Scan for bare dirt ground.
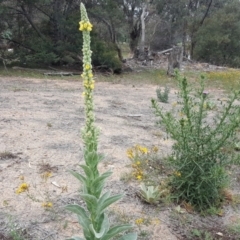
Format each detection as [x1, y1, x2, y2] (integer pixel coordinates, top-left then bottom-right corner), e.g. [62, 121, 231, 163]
[0, 76, 239, 240]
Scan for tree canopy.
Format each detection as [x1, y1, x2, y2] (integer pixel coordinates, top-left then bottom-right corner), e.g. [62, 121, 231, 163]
[0, 0, 240, 70]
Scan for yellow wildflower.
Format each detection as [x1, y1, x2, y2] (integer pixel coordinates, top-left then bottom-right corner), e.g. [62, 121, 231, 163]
[88, 72, 93, 78]
[42, 202, 53, 208]
[79, 21, 93, 32]
[174, 171, 181, 177]
[127, 149, 134, 159]
[136, 175, 142, 180]
[85, 64, 91, 70]
[90, 83, 94, 90]
[136, 161, 141, 165]
[139, 146, 148, 154]
[16, 183, 29, 194]
[135, 218, 144, 225]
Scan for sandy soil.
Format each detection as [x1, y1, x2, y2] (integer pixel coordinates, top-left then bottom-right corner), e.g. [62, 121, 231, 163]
[0, 76, 239, 240]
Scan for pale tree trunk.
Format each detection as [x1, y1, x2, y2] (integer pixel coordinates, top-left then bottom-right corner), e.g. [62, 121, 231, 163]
[137, 2, 148, 61]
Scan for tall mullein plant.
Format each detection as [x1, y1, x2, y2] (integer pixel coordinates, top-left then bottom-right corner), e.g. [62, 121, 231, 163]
[66, 4, 137, 240]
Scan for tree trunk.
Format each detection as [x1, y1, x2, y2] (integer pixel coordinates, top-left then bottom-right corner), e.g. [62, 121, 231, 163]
[167, 46, 183, 76]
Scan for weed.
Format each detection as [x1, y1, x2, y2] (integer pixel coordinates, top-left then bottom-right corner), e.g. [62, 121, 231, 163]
[137, 183, 166, 205]
[156, 85, 170, 103]
[152, 72, 240, 211]
[65, 4, 137, 240]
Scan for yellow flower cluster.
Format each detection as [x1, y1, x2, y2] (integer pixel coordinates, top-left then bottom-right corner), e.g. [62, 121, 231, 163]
[16, 183, 29, 194]
[132, 163, 144, 181]
[42, 202, 53, 208]
[79, 21, 93, 32]
[135, 218, 144, 225]
[126, 145, 149, 160]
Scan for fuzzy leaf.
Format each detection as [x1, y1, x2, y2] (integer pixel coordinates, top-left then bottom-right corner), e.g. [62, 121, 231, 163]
[65, 204, 90, 232]
[89, 213, 110, 239]
[80, 164, 94, 180]
[97, 194, 123, 215]
[80, 194, 98, 212]
[117, 233, 138, 240]
[101, 224, 133, 240]
[91, 171, 112, 196]
[69, 170, 87, 184]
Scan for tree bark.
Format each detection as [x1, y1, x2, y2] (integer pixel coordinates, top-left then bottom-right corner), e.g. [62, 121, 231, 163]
[167, 46, 183, 76]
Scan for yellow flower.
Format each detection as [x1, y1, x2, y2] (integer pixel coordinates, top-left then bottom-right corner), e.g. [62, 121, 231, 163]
[85, 64, 91, 70]
[16, 183, 29, 194]
[88, 72, 93, 78]
[174, 171, 181, 177]
[139, 146, 148, 154]
[79, 21, 93, 32]
[90, 83, 94, 90]
[127, 149, 134, 159]
[135, 218, 144, 225]
[136, 161, 141, 165]
[42, 202, 53, 208]
[136, 175, 142, 180]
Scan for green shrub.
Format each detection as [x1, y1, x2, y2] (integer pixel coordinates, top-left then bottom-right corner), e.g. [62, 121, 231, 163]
[152, 72, 240, 211]
[156, 86, 170, 103]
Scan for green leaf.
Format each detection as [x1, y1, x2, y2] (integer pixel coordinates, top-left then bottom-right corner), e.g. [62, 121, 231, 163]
[97, 194, 123, 215]
[88, 214, 109, 239]
[69, 170, 87, 184]
[101, 224, 133, 240]
[91, 171, 112, 196]
[80, 164, 94, 180]
[80, 194, 98, 211]
[65, 204, 90, 232]
[97, 192, 111, 210]
[117, 233, 138, 240]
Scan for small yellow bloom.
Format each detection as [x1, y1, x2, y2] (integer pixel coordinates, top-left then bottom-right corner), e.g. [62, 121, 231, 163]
[136, 175, 142, 180]
[42, 202, 53, 208]
[127, 149, 134, 159]
[135, 218, 144, 225]
[88, 73, 93, 78]
[85, 64, 91, 70]
[136, 161, 141, 165]
[174, 171, 181, 177]
[90, 83, 94, 90]
[16, 183, 29, 194]
[79, 21, 93, 32]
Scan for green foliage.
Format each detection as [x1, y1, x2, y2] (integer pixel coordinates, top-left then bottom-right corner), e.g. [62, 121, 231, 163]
[156, 86, 170, 103]
[138, 183, 164, 205]
[91, 39, 122, 72]
[152, 72, 240, 211]
[194, 1, 240, 67]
